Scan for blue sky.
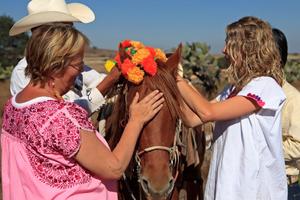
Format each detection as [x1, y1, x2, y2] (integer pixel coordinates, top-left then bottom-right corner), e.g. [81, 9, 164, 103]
[1, 0, 300, 54]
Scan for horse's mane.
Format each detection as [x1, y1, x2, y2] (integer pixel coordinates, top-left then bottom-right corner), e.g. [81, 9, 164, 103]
[105, 59, 183, 149]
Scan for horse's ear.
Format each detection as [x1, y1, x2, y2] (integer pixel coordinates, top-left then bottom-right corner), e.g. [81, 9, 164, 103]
[165, 43, 182, 71]
[118, 43, 130, 62]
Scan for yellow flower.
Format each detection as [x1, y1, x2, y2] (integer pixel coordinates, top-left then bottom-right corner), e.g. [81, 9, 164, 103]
[130, 41, 144, 49]
[105, 60, 116, 72]
[132, 48, 150, 64]
[155, 48, 167, 62]
[127, 66, 145, 84]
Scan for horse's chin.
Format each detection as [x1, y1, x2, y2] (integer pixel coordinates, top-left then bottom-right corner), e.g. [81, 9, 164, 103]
[146, 191, 172, 200]
[146, 196, 167, 200]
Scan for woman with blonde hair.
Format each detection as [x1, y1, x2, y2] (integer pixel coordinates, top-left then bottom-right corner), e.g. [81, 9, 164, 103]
[1, 24, 164, 199]
[178, 16, 287, 199]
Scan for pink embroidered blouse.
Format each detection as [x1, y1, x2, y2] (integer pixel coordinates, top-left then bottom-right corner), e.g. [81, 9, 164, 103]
[1, 96, 117, 200]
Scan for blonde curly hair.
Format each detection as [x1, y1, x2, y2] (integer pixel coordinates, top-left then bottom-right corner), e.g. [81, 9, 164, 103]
[224, 16, 283, 91]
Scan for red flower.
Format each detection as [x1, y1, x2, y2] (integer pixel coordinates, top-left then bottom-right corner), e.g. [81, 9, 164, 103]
[121, 40, 131, 48]
[120, 58, 135, 75]
[114, 54, 122, 67]
[142, 56, 157, 76]
[146, 47, 156, 57]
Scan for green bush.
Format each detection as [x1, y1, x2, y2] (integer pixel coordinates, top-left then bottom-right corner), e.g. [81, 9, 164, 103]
[181, 42, 223, 98]
[285, 59, 300, 83]
[0, 15, 28, 76]
[0, 63, 13, 80]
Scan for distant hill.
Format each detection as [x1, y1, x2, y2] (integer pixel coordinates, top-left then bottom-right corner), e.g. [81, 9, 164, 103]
[84, 47, 116, 73]
[85, 47, 116, 57]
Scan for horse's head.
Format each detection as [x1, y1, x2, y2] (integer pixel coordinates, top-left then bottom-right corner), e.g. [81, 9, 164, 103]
[106, 41, 183, 199]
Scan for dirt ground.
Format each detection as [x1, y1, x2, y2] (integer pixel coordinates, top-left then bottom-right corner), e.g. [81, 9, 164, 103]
[0, 79, 11, 127]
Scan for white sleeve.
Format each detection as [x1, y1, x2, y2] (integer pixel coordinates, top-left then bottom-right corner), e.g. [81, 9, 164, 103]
[10, 58, 30, 95]
[72, 87, 105, 115]
[71, 66, 107, 115]
[81, 67, 106, 88]
[237, 76, 286, 110]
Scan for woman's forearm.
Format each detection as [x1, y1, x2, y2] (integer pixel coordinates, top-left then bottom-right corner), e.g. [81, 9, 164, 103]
[111, 120, 143, 176]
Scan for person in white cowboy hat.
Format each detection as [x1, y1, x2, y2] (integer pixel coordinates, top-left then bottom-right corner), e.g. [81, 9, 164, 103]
[10, 0, 119, 117]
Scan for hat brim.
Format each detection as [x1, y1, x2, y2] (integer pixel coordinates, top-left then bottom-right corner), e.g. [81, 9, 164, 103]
[9, 3, 95, 36]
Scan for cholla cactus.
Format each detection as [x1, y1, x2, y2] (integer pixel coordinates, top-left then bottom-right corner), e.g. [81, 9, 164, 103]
[181, 42, 222, 98]
[285, 58, 300, 83]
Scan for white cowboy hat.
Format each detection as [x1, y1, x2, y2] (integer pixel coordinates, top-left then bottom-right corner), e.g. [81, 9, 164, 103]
[9, 0, 95, 36]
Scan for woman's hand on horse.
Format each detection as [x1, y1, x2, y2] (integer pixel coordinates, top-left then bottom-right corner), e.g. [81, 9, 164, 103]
[129, 90, 164, 126]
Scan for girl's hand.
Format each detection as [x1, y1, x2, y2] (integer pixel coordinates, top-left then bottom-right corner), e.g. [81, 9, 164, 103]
[129, 90, 164, 126]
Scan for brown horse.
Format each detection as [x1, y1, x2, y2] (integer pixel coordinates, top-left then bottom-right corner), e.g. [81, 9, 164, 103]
[105, 44, 205, 200]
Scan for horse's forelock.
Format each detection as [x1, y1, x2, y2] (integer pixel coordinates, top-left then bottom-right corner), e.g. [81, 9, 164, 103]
[106, 52, 184, 148]
[144, 62, 183, 121]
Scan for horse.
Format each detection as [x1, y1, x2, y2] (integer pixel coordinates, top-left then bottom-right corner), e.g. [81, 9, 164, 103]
[105, 43, 206, 200]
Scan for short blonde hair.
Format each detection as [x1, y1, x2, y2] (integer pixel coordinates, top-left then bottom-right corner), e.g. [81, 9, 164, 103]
[224, 16, 283, 90]
[25, 24, 89, 86]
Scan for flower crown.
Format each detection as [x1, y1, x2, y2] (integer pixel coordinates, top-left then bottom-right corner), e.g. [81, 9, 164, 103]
[105, 40, 167, 84]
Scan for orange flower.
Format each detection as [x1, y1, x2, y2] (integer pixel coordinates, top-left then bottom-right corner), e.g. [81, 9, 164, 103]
[155, 48, 167, 62]
[127, 66, 145, 84]
[130, 41, 144, 49]
[142, 55, 157, 76]
[132, 48, 150, 64]
[120, 58, 135, 75]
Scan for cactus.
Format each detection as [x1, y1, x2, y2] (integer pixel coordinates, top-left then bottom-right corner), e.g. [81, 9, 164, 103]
[181, 42, 222, 98]
[285, 58, 300, 83]
[0, 64, 13, 80]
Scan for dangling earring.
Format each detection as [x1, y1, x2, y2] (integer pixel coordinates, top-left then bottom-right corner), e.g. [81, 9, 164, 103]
[51, 81, 63, 100]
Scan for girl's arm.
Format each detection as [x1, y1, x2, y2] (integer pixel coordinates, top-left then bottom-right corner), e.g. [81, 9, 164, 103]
[177, 77, 260, 123]
[178, 79, 203, 127]
[180, 100, 203, 127]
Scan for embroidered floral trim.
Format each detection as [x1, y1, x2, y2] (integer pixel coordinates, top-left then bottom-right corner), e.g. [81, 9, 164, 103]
[27, 151, 91, 189]
[246, 93, 265, 107]
[2, 99, 95, 189]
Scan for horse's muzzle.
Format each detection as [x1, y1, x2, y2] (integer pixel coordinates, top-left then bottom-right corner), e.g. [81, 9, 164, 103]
[140, 176, 175, 200]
